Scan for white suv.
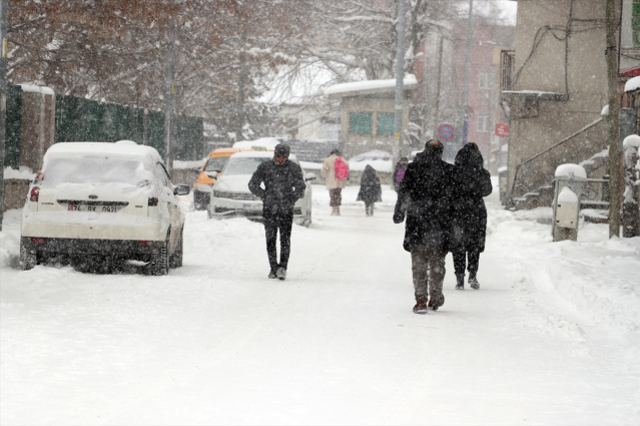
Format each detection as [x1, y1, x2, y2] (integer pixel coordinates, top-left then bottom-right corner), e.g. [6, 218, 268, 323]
[208, 151, 315, 226]
[20, 141, 190, 275]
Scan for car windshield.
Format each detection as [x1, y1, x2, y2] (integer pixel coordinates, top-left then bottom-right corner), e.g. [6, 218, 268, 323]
[39, 156, 151, 187]
[223, 157, 271, 176]
[204, 156, 229, 173]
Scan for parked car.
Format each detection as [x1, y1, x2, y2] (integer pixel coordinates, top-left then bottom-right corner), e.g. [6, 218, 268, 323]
[208, 151, 315, 226]
[193, 147, 249, 210]
[20, 141, 190, 275]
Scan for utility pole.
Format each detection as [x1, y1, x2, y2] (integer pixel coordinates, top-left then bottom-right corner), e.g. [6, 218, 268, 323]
[164, 0, 175, 175]
[433, 36, 444, 135]
[235, 29, 247, 143]
[393, 0, 406, 157]
[0, 0, 7, 231]
[606, 0, 621, 238]
[458, 0, 474, 154]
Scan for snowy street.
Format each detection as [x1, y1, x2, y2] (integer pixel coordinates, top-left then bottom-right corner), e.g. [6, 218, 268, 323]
[1, 183, 639, 425]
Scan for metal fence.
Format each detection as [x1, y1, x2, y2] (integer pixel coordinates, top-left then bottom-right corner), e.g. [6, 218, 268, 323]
[3, 86, 204, 169]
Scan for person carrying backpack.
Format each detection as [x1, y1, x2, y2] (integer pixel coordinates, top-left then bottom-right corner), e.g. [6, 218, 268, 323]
[321, 148, 349, 215]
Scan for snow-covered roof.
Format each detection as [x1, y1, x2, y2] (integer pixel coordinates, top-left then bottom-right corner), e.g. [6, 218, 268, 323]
[554, 163, 587, 179]
[233, 137, 281, 151]
[624, 76, 640, 92]
[324, 75, 417, 97]
[19, 84, 55, 96]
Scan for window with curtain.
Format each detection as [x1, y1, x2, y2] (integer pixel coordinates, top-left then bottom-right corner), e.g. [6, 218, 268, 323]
[349, 112, 372, 135]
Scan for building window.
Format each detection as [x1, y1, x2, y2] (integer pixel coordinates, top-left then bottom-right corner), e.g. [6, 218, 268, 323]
[477, 115, 492, 133]
[479, 70, 493, 89]
[377, 113, 394, 136]
[349, 112, 372, 135]
[633, 0, 640, 45]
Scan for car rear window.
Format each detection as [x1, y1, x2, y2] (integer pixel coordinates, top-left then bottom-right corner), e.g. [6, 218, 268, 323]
[39, 156, 152, 187]
[204, 157, 229, 173]
[223, 157, 270, 175]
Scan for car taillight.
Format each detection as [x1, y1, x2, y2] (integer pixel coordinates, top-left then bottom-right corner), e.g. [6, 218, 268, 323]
[31, 238, 44, 243]
[148, 197, 158, 206]
[139, 241, 152, 245]
[34, 171, 44, 183]
[30, 187, 40, 202]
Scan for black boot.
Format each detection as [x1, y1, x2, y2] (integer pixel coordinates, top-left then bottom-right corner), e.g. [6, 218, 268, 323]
[455, 274, 464, 290]
[469, 274, 480, 290]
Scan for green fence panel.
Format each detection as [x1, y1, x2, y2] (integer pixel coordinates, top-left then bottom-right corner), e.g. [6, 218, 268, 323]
[128, 107, 144, 143]
[174, 115, 203, 161]
[146, 110, 165, 158]
[106, 103, 130, 141]
[55, 95, 82, 142]
[5, 84, 23, 169]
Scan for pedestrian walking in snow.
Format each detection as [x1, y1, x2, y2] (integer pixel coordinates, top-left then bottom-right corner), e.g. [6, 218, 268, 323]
[393, 139, 454, 314]
[450, 142, 492, 290]
[392, 156, 409, 192]
[357, 164, 382, 216]
[248, 143, 306, 281]
[321, 149, 348, 215]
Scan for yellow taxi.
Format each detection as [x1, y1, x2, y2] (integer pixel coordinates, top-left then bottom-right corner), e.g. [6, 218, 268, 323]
[193, 148, 248, 210]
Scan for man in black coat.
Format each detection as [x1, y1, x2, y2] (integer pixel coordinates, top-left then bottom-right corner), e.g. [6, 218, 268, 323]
[393, 139, 454, 314]
[450, 142, 492, 290]
[248, 144, 306, 280]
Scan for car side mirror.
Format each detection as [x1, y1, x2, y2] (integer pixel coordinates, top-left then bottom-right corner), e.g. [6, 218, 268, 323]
[304, 173, 317, 182]
[174, 184, 191, 196]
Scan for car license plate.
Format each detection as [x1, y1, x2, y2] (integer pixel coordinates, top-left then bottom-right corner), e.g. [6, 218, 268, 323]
[68, 204, 121, 212]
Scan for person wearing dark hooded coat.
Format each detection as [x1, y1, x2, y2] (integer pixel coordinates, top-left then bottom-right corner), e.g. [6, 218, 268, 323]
[450, 142, 492, 290]
[356, 164, 382, 216]
[248, 143, 306, 281]
[393, 139, 454, 314]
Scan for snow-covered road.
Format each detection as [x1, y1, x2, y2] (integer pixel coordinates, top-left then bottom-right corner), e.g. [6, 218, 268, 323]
[1, 183, 639, 425]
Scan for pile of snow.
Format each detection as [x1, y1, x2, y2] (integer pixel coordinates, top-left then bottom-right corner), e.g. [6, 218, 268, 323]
[554, 163, 587, 179]
[173, 159, 204, 170]
[348, 150, 394, 172]
[624, 76, 640, 92]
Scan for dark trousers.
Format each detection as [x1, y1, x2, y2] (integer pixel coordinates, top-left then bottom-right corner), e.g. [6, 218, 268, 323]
[264, 213, 293, 271]
[453, 250, 480, 278]
[329, 188, 342, 207]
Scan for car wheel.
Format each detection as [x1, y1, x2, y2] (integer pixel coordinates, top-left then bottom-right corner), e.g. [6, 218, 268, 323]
[150, 236, 169, 276]
[169, 228, 183, 268]
[19, 241, 37, 270]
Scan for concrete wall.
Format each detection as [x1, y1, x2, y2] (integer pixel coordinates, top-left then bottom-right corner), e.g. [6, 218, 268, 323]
[19, 89, 56, 172]
[505, 0, 612, 201]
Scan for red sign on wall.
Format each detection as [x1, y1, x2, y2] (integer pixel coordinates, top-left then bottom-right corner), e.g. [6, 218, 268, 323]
[495, 123, 509, 137]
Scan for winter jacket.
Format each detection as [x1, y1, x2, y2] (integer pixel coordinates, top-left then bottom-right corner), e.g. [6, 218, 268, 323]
[393, 149, 454, 252]
[248, 158, 306, 217]
[450, 143, 492, 253]
[321, 154, 346, 189]
[356, 165, 382, 204]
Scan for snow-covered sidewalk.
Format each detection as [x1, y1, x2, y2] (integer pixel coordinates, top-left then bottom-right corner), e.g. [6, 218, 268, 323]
[1, 183, 639, 425]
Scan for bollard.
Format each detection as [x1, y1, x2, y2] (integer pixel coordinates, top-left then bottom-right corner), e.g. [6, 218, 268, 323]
[552, 164, 586, 242]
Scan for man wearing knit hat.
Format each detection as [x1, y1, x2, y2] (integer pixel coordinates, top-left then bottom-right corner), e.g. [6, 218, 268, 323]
[249, 143, 306, 280]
